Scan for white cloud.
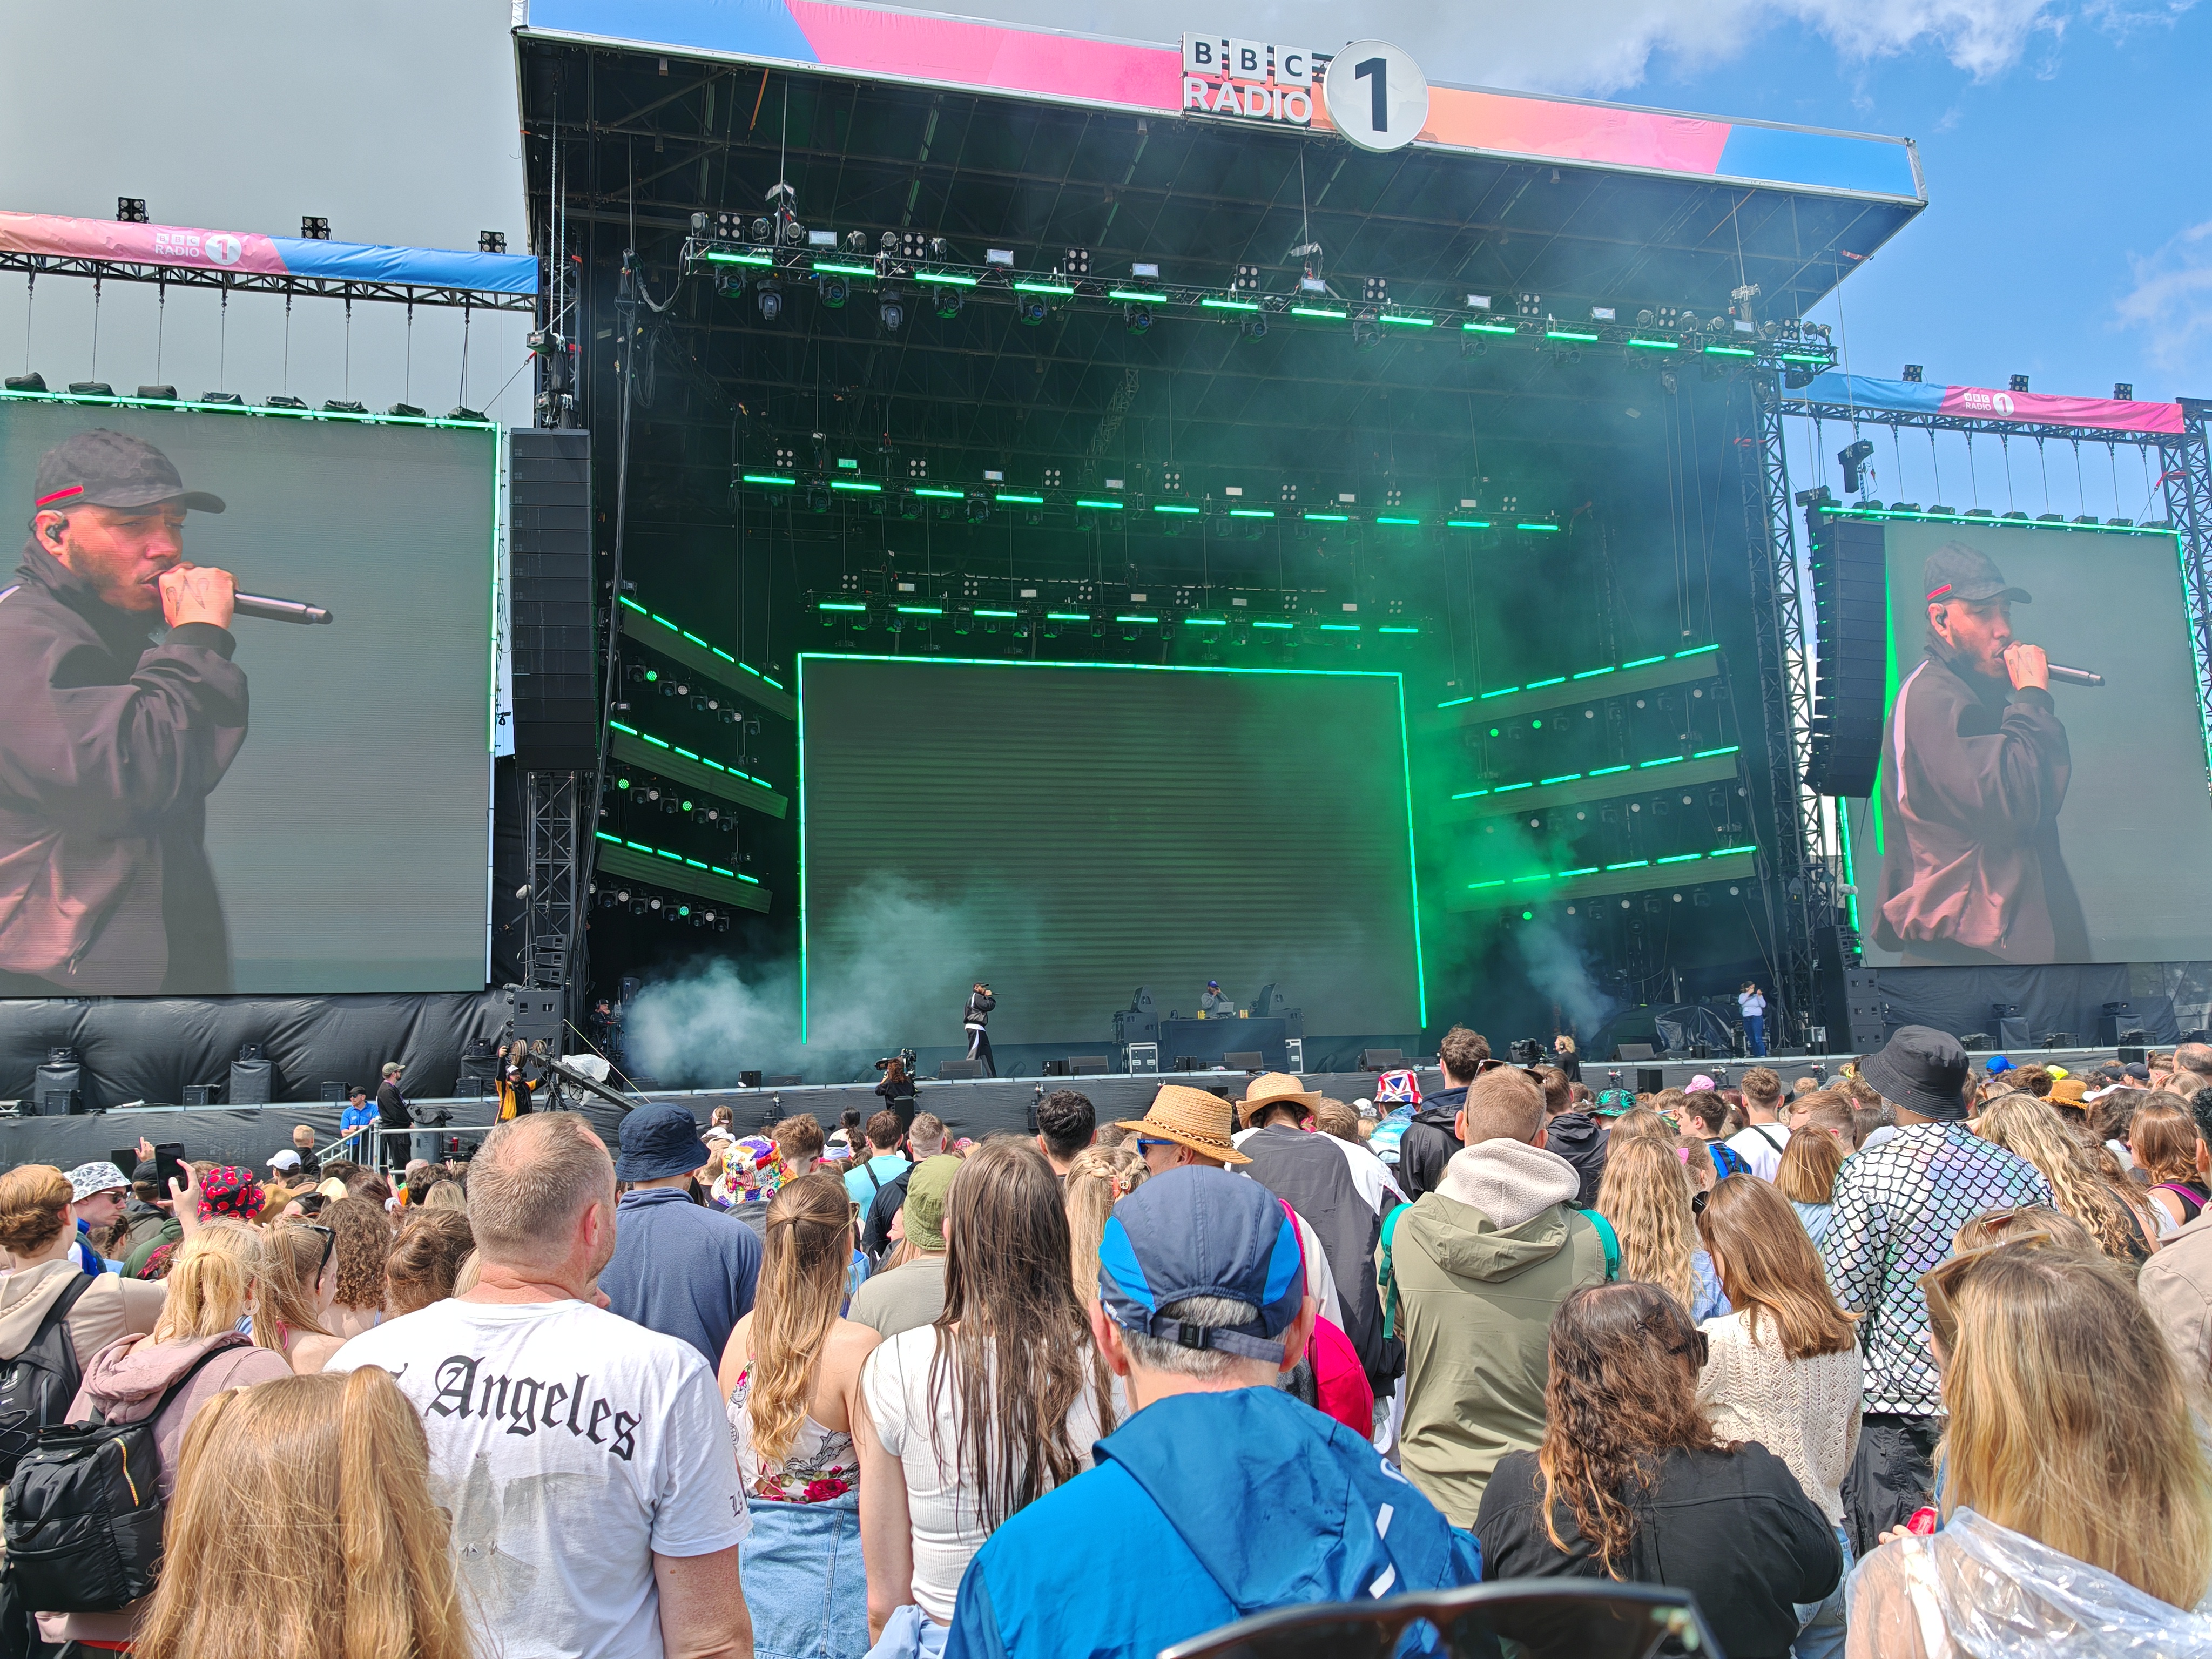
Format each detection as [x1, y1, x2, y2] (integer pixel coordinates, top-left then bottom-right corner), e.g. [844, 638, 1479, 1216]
[2116, 218, 2212, 372]
[959, 0, 2184, 93]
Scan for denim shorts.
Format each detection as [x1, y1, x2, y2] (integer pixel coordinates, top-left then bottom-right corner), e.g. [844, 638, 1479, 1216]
[741, 1490, 868, 1659]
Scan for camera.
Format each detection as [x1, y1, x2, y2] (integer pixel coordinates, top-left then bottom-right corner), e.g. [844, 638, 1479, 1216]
[1509, 1038, 1546, 1065]
[874, 1047, 918, 1074]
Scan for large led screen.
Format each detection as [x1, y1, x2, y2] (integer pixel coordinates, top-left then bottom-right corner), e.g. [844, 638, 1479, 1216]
[0, 397, 494, 994]
[1846, 518, 2212, 966]
[799, 656, 1425, 1049]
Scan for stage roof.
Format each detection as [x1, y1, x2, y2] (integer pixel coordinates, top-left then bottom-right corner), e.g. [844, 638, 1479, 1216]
[517, 0, 1924, 327]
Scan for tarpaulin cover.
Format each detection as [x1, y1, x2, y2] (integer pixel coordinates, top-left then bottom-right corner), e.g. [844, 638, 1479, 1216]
[0, 212, 538, 295]
[1869, 964, 2179, 1045]
[0, 992, 512, 1109]
[1790, 372, 2184, 436]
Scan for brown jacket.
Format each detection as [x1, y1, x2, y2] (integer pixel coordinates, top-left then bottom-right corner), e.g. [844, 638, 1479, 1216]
[0, 1258, 165, 1374]
[2140, 1209, 2212, 1420]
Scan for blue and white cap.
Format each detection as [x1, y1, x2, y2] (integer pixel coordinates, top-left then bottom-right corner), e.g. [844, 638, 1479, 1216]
[1096, 1166, 1304, 1362]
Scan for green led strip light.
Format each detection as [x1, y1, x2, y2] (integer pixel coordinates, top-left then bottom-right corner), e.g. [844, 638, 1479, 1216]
[1013, 280, 1076, 296]
[1074, 498, 1124, 510]
[1291, 306, 1347, 320]
[1375, 515, 1421, 526]
[1153, 503, 1202, 515]
[994, 493, 1043, 504]
[618, 595, 784, 689]
[894, 605, 943, 615]
[916, 271, 978, 287]
[606, 721, 774, 791]
[811, 261, 875, 277]
[974, 609, 1021, 619]
[1464, 846, 1754, 892]
[1201, 296, 1260, 312]
[829, 480, 880, 493]
[705, 251, 775, 268]
[1379, 314, 1434, 327]
[594, 830, 759, 884]
[1228, 508, 1275, 518]
[1825, 504, 2175, 537]
[1107, 289, 1165, 303]
[1545, 329, 1600, 342]
[817, 601, 866, 612]
[912, 487, 965, 499]
[1464, 320, 1518, 335]
[1302, 511, 1350, 522]
[741, 472, 797, 487]
[1440, 642, 1718, 707]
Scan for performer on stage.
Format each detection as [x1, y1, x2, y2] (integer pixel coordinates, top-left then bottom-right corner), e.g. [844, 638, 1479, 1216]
[1737, 983, 1767, 1058]
[1875, 544, 2087, 966]
[0, 430, 245, 994]
[1200, 979, 1234, 1015]
[963, 981, 997, 1077]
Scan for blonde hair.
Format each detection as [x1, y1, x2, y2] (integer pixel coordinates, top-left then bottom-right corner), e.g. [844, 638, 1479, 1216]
[1063, 1144, 1149, 1302]
[422, 1181, 469, 1213]
[0, 1165, 73, 1255]
[1939, 1245, 2212, 1609]
[132, 1368, 471, 1659]
[1977, 1095, 2147, 1260]
[746, 1172, 852, 1467]
[153, 1222, 273, 1344]
[1594, 1137, 1696, 1310]
[1774, 1127, 1845, 1206]
[257, 1223, 335, 1349]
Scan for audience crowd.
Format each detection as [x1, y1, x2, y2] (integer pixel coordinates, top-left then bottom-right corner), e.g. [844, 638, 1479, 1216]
[4, 1030, 2212, 1656]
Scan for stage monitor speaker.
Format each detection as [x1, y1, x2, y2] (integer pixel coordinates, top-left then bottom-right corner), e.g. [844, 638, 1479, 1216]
[1805, 516, 1886, 798]
[511, 991, 563, 1050]
[1042, 1058, 1070, 1077]
[32, 1062, 81, 1116]
[1635, 1067, 1666, 1094]
[2095, 1006, 2138, 1046]
[1223, 1050, 1264, 1071]
[937, 1059, 982, 1080]
[1615, 1043, 1657, 1061]
[2119, 1046, 2148, 1065]
[1358, 1048, 1404, 1071]
[739, 1070, 763, 1088]
[319, 1081, 348, 1102]
[1998, 1016, 2031, 1050]
[181, 1083, 221, 1107]
[227, 1059, 273, 1106]
[509, 429, 599, 772]
[1068, 1056, 1110, 1076]
[1124, 1043, 1159, 1075]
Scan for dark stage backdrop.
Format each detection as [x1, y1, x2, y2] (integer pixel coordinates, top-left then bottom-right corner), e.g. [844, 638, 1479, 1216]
[0, 401, 494, 994]
[798, 655, 1425, 1050]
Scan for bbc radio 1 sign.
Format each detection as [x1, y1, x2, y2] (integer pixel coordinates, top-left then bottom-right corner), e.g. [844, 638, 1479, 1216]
[1181, 36, 1429, 151]
[1181, 36, 1319, 126]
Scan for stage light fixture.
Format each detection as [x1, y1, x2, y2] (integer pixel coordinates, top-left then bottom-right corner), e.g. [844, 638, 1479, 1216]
[1239, 313, 1267, 341]
[1363, 276, 1388, 303]
[4, 372, 45, 392]
[1064, 246, 1092, 276]
[2115, 382, 2134, 400]
[1838, 439, 1875, 494]
[2008, 374, 2029, 393]
[1016, 293, 1049, 326]
[965, 491, 992, 524]
[817, 272, 851, 307]
[1902, 363, 1923, 382]
[755, 280, 784, 322]
[1352, 311, 1380, 350]
[878, 288, 907, 332]
[117, 197, 147, 223]
[1124, 302, 1152, 334]
[479, 229, 508, 253]
[301, 215, 331, 240]
[843, 230, 870, 255]
[1235, 264, 1261, 292]
[806, 484, 831, 513]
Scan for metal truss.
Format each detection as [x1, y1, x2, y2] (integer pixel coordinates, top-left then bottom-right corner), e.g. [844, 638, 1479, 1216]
[525, 772, 583, 1010]
[0, 252, 532, 313]
[1739, 373, 1831, 1047]
[2164, 400, 2212, 772]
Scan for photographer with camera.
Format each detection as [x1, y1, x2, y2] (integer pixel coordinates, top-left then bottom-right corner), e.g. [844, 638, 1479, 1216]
[874, 1049, 919, 1139]
[963, 982, 997, 1078]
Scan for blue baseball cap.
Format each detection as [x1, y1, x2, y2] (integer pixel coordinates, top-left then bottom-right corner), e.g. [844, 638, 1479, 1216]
[1095, 1167, 1304, 1363]
[615, 1103, 712, 1181]
[1986, 1055, 2013, 1074]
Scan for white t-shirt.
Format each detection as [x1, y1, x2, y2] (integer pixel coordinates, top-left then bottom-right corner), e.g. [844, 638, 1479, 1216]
[327, 1298, 750, 1659]
[860, 1325, 1108, 1623]
[1726, 1120, 1792, 1181]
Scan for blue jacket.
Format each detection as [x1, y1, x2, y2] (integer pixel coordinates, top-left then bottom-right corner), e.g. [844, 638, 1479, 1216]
[597, 1188, 761, 1370]
[946, 1386, 1481, 1659]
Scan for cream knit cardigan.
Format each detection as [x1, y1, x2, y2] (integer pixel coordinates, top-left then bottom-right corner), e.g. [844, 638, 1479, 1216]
[1696, 1309, 1864, 1527]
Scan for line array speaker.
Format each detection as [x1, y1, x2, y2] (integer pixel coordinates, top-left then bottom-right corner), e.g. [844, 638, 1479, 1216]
[509, 429, 599, 772]
[1806, 515, 1887, 798]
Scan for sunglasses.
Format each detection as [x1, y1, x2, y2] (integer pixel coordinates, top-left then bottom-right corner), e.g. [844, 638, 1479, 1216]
[1919, 1223, 2072, 1357]
[1136, 1138, 1176, 1155]
[304, 1223, 337, 1277]
[1157, 1580, 1718, 1659]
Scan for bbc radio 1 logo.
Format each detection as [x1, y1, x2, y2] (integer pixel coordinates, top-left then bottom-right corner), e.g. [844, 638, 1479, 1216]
[1181, 36, 1319, 126]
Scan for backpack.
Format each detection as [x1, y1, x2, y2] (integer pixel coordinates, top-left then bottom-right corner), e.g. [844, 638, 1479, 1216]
[0, 1274, 94, 1482]
[1709, 1142, 1753, 1181]
[4, 1336, 247, 1614]
[1379, 1202, 1618, 1340]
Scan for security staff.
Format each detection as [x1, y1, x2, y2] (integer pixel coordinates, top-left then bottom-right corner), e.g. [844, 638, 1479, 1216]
[0, 430, 242, 993]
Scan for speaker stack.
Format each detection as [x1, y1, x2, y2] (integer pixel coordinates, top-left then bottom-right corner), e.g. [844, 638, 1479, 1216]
[509, 429, 598, 772]
[1806, 515, 1887, 799]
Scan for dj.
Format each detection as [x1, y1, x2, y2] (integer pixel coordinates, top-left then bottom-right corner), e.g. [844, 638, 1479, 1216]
[1199, 979, 1234, 1016]
[0, 431, 245, 993]
[1876, 544, 2087, 965]
[963, 980, 997, 1077]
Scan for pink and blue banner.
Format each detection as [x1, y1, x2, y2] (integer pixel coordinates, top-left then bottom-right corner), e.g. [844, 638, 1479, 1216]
[524, 0, 1921, 199]
[1792, 371, 2184, 436]
[0, 212, 537, 296]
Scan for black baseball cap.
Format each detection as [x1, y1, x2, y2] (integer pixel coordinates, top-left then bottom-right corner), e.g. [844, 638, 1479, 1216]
[33, 430, 225, 516]
[1923, 542, 2028, 606]
[1858, 1024, 1973, 1121]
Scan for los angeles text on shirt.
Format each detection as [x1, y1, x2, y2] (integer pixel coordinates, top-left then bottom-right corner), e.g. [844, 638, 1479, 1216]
[412, 1352, 645, 1460]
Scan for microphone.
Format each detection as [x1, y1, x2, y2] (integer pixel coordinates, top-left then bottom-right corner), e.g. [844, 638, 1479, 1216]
[2046, 663, 2102, 687]
[232, 591, 335, 626]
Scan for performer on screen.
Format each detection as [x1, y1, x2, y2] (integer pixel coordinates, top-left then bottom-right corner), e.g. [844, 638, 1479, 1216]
[1876, 543, 2087, 966]
[963, 981, 997, 1077]
[0, 431, 245, 994]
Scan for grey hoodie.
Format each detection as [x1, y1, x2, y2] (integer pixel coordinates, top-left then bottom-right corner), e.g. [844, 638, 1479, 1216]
[1391, 1138, 1610, 1527]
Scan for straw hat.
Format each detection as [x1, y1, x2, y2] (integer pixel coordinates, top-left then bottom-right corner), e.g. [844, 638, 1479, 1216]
[1113, 1084, 1250, 1165]
[1238, 1071, 1326, 1127]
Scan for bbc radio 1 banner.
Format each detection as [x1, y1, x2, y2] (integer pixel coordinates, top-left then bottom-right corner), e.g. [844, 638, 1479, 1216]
[0, 400, 495, 995]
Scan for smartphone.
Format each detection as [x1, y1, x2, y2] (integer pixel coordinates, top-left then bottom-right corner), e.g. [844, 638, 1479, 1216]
[109, 1149, 141, 1181]
[153, 1143, 188, 1194]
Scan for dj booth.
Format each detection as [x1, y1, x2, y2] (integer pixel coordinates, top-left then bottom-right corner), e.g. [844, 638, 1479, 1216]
[1114, 984, 1305, 1073]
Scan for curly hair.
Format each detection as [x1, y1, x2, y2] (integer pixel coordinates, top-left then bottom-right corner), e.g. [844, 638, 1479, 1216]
[1593, 1137, 1697, 1310]
[386, 1211, 476, 1316]
[1977, 1095, 2146, 1262]
[1538, 1283, 1728, 1576]
[324, 1196, 394, 1313]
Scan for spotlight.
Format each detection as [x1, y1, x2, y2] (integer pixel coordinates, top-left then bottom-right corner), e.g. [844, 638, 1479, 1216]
[878, 288, 907, 332]
[1837, 439, 1875, 495]
[1064, 246, 1092, 276]
[1124, 302, 1152, 335]
[1901, 363, 1923, 382]
[756, 280, 784, 322]
[965, 491, 992, 524]
[117, 197, 149, 224]
[301, 215, 331, 240]
[1016, 293, 1049, 326]
[1352, 311, 1380, 350]
[2115, 382, 2134, 400]
[716, 269, 747, 300]
[478, 230, 506, 253]
[1363, 276, 1388, 303]
[933, 285, 963, 320]
[750, 216, 773, 242]
[2008, 374, 2029, 394]
[817, 272, 851, 308]
[806, 484, 831, 513]
[1238, 313, 1267, 342]
[1235, 264, 1260, 292]
[843, 230, 870, 254]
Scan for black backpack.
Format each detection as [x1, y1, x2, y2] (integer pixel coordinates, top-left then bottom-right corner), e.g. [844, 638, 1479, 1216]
[0, 1273, 93, 1482]
[3, 1336, 247, 1614]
